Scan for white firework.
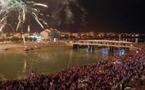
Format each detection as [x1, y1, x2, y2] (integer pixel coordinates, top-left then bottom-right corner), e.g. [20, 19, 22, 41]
[0, 0, 48, 32]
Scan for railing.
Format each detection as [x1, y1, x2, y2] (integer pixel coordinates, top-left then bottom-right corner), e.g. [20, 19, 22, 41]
[72, 40, 134, 48]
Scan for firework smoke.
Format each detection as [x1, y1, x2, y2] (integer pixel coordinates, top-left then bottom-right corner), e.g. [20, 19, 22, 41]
[46, 0, 87, 26]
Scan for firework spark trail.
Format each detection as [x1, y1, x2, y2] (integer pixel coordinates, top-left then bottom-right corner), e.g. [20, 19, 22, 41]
[0, 22, 6, 32]
[0, 16, 7, 32]
[0, 0, 48, 32]
[32, 12, 44, 28]
[33, 3, 48, 8]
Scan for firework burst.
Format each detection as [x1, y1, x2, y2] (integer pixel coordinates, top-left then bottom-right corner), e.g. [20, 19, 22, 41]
[0, 0, 48, 32]
[0, 0, 87, 32]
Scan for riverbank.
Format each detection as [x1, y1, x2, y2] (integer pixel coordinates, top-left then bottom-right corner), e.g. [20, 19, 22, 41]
[0, 44, 144, 89]
[0, 41, 71, 52]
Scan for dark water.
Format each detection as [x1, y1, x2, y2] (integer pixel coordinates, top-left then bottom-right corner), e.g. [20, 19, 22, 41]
[0, 47, 125, 80]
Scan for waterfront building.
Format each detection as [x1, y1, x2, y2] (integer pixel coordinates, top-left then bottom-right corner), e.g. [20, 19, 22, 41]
[40, 29, 51, 41]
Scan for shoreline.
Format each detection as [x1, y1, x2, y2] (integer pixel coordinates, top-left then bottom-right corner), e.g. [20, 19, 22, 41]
[0, 41, 71, 52]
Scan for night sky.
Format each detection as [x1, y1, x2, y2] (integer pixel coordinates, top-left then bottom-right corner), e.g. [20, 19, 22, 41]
[18, 0, 145, 33]
[76, 0, 145, 32]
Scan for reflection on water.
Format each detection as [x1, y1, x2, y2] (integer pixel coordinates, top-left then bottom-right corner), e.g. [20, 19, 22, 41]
[101, 48, 109, 57]
[101, 48, 126, 57]
[0, 47, 126, 80]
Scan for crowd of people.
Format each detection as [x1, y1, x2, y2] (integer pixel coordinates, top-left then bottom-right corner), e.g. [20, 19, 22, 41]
[0, 44, 145, 90]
